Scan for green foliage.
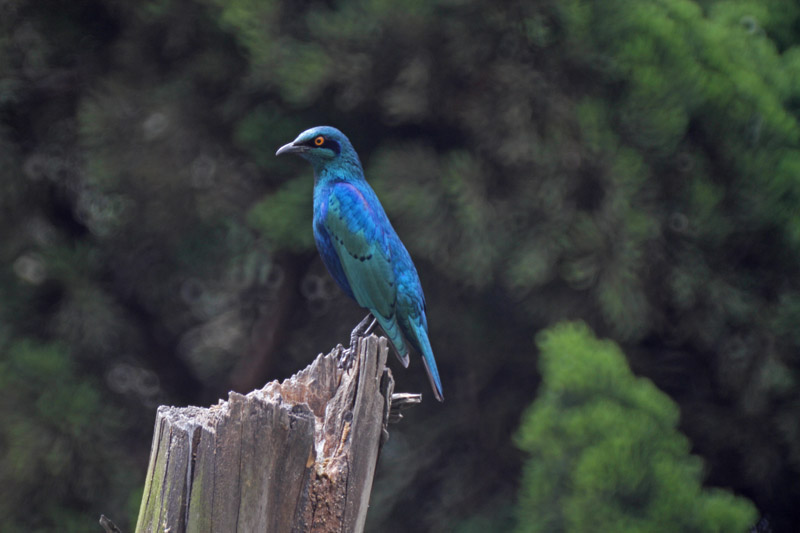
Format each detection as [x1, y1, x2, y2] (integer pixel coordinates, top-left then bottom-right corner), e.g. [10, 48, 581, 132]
[233, 105, 301, 172]
[247, 176, 314, 252]
[515, 322, 757, 533]
[454, 503, 516, 533]
[4, 0, 800, 530]
[0, 340, 138, 532]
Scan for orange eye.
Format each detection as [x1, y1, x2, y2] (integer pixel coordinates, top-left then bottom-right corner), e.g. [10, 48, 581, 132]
[314, 136, 324, 146]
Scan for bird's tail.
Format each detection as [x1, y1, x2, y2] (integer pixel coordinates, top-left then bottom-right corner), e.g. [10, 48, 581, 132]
[413, 325, 444, 402]
[375, 313, 410, 368]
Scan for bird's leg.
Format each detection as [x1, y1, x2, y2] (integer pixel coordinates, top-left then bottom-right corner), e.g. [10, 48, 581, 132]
[351, 313, 375, 340]
[342, 313, 375, 369]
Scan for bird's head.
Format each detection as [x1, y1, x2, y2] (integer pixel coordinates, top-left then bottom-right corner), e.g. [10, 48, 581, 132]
[275, 126, 361, 176]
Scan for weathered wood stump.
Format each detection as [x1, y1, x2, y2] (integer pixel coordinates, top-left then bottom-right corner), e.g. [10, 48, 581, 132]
[135, 333, 401, 533]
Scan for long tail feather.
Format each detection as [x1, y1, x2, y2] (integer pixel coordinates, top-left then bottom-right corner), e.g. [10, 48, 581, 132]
[414, 325, 444, 402]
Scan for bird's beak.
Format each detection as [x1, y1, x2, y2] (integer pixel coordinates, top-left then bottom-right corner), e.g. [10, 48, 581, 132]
[275, 141, 308, 156]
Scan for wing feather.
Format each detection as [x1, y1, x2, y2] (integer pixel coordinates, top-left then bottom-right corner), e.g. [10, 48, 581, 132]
[325, 182, 410, 366]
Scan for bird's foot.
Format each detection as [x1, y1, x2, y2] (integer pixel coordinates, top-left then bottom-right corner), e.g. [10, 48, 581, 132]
[341, 314, 376, 369]
[349, 313, 376, 349]
[350, 313, 376, 343]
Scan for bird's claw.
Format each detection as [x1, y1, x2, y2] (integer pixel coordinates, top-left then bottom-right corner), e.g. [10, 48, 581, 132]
[341, 314, 376, 369]
[340, 344, 355, 370]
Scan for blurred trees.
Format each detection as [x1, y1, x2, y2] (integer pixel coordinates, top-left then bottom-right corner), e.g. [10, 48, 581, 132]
[1, 0, 800, 531]
[0, 341, 139, 532]
[515, 322, 756, 533]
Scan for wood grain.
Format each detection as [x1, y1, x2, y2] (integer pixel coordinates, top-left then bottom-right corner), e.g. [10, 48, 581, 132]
[135, 334, 395, 533]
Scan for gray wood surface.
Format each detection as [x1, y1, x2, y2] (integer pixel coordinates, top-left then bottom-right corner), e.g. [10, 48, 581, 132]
[135, 334, 395, 533]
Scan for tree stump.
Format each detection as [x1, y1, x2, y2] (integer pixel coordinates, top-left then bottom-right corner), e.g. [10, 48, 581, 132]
[135, 333, 398, 533]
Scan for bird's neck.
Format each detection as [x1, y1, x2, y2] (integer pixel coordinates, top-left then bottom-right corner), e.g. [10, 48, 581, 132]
[313, 158, 365, 186]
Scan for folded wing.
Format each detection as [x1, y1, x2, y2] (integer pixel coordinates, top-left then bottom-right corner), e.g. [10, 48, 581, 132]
[324, 182, 410, 367]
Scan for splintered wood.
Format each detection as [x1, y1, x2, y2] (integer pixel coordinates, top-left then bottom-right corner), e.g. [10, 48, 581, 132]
[135, 335, 395, 533]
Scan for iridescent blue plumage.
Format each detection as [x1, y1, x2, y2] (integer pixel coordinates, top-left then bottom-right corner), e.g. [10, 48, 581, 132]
[276, 126, 444, 402]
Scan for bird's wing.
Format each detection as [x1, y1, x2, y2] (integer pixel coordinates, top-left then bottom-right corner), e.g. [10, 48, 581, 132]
[324, 182, 410, 367]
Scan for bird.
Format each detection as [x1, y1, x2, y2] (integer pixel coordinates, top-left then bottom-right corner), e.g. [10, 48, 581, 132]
[276, 126, 444, 402]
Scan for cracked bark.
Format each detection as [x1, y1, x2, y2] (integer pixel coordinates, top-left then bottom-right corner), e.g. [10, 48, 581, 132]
[134, 333, 405, 533]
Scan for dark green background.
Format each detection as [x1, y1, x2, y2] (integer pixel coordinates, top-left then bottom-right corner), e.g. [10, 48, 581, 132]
[1, 0, 798, 531]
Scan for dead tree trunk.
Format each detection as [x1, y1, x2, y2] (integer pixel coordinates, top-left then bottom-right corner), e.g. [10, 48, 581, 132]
[134, 333, 407, 533]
